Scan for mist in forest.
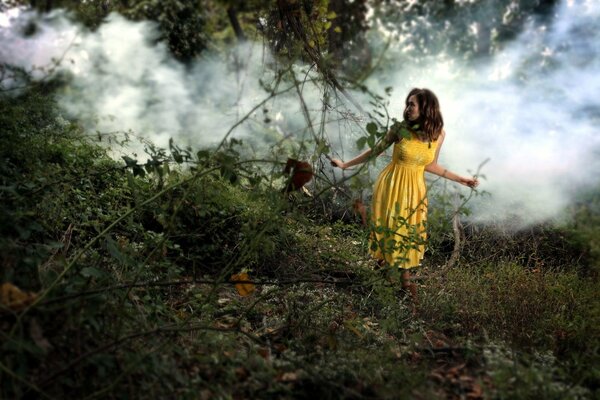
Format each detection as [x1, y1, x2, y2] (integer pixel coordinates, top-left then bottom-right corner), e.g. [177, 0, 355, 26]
[355, 0, 600, 225]
[1, 1, 599, 226]
[0, 10, 303, 153]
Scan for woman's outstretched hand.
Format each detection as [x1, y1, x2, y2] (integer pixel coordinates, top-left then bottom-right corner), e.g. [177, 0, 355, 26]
[330, 159, 347, 169]
[458, 176, 480, 188]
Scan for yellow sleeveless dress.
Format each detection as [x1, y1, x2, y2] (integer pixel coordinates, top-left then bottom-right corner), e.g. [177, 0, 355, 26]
[369, 131, 439, 269]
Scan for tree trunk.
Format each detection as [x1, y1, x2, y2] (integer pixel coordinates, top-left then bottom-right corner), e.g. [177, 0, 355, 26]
[227, 7, 246, 42]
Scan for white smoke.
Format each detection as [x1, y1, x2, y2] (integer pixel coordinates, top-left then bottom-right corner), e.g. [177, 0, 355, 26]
[0, 10, 322, 158]
[359, 0, 600, 225]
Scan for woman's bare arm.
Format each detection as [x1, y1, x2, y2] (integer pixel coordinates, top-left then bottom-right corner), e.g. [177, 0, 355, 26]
[425, 131, 479, 188]
[331, 128, 398, 170]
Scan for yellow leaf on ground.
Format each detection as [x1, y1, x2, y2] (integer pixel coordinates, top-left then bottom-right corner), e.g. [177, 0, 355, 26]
[231, 272, 255, 297]
[1, 282, 37, 311]
[343, 320, 364, 339]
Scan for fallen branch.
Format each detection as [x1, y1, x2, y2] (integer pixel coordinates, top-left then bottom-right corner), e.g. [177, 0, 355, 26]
[40, 276, 357, 306]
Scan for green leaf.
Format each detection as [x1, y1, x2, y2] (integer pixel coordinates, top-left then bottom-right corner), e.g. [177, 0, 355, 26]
[367, 135, 376, 149]
[316, 140, 330, 154]
[399, 126, 411, 140]
[173, 152, 183, 164]
[366, 122, 378, 135]
[106, 237, 127, 264]
[122, 156, 137, 168]
[356, 137, 367, 150]
[132, 165, 145, 177]
[197, 150, 210, 162]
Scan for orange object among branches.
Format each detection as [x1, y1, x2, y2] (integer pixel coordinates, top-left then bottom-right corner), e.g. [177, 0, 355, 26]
[283, 158, 313, 192]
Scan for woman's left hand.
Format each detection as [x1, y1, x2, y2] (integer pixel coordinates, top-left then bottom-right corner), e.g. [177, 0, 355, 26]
[458, 176, 479, 188]
[330, 159, 347, 169]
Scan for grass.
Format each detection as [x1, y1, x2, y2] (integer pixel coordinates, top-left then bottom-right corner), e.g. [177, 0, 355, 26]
[418, 262, 599, 399]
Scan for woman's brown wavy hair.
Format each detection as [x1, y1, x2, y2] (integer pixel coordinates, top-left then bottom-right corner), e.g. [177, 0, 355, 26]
[402, 88, 444, 142]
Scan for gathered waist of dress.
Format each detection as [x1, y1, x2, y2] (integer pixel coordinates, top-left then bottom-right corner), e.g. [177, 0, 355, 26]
[391, 161, 426, 169]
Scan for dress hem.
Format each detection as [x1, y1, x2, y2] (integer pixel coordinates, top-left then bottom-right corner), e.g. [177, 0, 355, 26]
[371, 256, 423, 270]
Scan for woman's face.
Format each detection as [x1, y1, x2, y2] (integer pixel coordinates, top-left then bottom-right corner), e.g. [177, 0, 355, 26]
[405, 95, 420, 121]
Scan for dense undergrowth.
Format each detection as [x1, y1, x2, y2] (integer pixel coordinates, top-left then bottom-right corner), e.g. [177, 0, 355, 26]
[1, 87, 599, 399]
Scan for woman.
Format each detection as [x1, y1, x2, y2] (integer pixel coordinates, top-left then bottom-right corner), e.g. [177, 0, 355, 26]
[331, 88, 479, 301]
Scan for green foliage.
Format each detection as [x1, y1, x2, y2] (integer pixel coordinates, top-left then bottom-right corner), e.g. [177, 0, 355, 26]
[419, 263, 600, 394]
[326, 0, 370, 76]
[568, 187, 600, 276]
[0, 87, 121, 289]
[21, 0, 208, 62]
[18, 0, 369, 69]
[485, 346, 593, 399]
[1, 86, 420, 399]
[370, 0, 561, 61]
[120, 0, 207, 62]
[261, 0, 370, 77]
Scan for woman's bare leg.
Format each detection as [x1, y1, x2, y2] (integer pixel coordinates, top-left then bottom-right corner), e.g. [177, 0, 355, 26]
[400, 270, 410, 286]
[400, 270, 418, 312]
